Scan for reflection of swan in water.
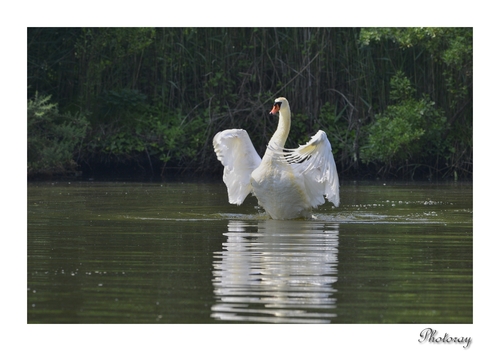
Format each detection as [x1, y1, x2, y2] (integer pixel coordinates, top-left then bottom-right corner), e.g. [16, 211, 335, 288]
[211, 220, 339, 323]
[213, 97, 339, 219]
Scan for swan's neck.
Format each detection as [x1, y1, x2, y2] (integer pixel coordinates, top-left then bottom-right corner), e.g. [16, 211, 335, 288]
[270, 106, 291, 149]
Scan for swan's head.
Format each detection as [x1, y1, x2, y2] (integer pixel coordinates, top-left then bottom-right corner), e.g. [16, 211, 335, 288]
[269, 97, 289, 116]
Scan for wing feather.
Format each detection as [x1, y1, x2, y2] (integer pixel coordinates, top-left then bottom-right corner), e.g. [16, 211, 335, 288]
[268, 130, 339, 207]
[213, 129, 261, 205]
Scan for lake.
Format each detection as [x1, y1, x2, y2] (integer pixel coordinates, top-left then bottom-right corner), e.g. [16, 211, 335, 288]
[27, 180, 472, 324]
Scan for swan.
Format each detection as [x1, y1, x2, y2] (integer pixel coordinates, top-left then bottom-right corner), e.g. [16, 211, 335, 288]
[213, 97, 339, 219]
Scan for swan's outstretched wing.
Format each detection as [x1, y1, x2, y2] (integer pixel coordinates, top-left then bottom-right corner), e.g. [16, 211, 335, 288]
[271, 130, 339, 208]
[213, 129, 262, 205]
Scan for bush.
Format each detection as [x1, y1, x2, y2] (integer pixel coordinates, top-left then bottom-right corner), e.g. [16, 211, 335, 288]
[361, 72, 446, 176]
[85, 102, 208, 174]
[28, 93, 89, 176]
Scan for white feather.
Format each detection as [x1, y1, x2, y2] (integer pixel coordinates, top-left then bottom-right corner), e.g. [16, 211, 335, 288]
[268, 130, 340, 208]
[213, 129, 261, 205]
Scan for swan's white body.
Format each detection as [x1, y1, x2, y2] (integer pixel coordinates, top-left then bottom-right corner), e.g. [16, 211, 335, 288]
[213, 97, 339, 219]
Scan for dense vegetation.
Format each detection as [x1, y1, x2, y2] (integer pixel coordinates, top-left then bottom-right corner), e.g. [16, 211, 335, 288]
[27, 27, 472, 180]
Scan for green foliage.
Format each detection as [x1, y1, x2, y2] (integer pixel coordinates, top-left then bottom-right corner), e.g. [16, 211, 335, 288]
[360, 27, 443, 48]
[361, 73, 446, 173]
[28, 93, 89, 175]
[389, 71, 416, 102]
[86, 105, 206, 173]
[360, 27, 472, 112]
[27, 27, 472, 179]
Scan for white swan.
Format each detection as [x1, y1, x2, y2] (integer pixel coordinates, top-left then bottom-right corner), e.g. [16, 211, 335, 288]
[213, 97, 339, 219]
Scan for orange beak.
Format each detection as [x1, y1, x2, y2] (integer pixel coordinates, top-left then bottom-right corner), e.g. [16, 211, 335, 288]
[270, 104, 280, 116]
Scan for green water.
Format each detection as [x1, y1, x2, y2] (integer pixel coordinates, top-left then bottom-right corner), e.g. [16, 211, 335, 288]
[27, 181, 472, 323]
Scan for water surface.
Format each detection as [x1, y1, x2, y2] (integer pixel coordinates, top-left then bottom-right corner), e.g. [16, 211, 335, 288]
[27, 181, 472, 323]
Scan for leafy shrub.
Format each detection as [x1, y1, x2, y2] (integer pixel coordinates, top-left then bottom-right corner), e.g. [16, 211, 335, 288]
[28, 93, 89, 176]
[361, 72, 446, 174]
[86, 103, 207, 174]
